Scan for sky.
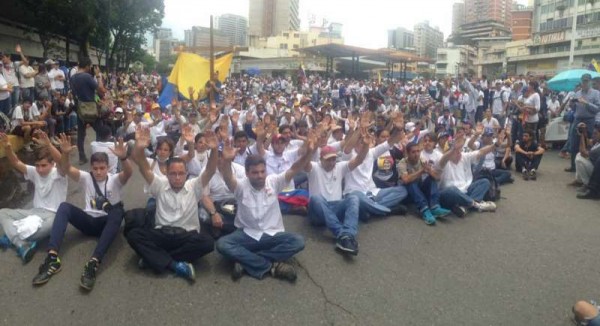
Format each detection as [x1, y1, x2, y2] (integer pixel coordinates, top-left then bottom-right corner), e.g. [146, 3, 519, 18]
[161, 0, 527, 49]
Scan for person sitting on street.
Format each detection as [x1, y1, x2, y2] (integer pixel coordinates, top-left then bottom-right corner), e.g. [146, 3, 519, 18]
[438, 131, 498, 217]
[469, 125, 514, 185]
[32, 134, 132, 291]
[11, 99, 46, 152]
[306, 128, 370, 256]
[126, 127, 218, 283]
[398, 142, 451, 225]
[571, 122, 600, 188]
[215, 134, 316, 282]
[572, 299, 600, 326]
[0, 131, 67, 263]
[514, 129, 545, 181]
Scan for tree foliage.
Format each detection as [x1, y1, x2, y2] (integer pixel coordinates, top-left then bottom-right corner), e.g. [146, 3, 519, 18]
[13, 0, 163, 69]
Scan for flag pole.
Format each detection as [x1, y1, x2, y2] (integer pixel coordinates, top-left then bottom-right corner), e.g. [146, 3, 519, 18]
[209, 15, 215, 104]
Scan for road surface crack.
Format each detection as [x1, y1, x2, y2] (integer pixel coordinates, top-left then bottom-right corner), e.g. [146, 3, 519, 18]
[295, 259, 357, 325]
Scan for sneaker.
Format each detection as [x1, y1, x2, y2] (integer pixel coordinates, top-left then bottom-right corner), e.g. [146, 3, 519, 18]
[270, 262, 297, 282]
[336, 235, 359, 255]
[522, 169, 529, 181]
[451, 205, 468, 218]
[430, 206, 451, 218]
[0, 234, 11, 250]
[173, 261, 195, 283]
[17, 241, 37, 264]
[32, 254, 62, 285]
[80, 259, 99, 291]
[422, 209, 436, 225]
[474, 201, 497, 212]
[231, 262, 244, 281]
[529, 169, 537, 181]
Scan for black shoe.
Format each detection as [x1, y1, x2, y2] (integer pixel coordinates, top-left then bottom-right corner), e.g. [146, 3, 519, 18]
[336, 235, 359, 255]
[389, 204, 408, 216]
[80, 259, 99, 291]
[451, 205, 468, 218]
[78, 157, 88, 165]
[564, 167, 575, 172]
[32, 254, 62, 285]
[522, 170, 529, 181]
[577, 188, 600, 200]
[270, 262, 297, 282]
[232, 262, 244, 281]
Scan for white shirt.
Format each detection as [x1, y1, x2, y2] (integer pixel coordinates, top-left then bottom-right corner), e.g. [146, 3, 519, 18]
[524, 92, 541, 123]
[79, 172, 124, 218]
[207, 162, 245, 201]
[440, 151, 479, 193]
[47, 68, 65, 90]
[308, 161, 349, 202]
[25, 165, 68, 212]
[482, 117, 500, 130]
[420, 149, 442, 168]
[0, 74, 9, 101]
[343, 142, 390, 196]
[148, 174, 204, 232]
[491, 89, 508, 115]
[234, 172, 288, 240]
[91, 141, 118, 174]
[19, 65, 35, 88]
[12, 104, 40, 127]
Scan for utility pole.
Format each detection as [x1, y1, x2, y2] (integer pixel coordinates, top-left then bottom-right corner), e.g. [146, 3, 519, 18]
[568, 0, 579, 68]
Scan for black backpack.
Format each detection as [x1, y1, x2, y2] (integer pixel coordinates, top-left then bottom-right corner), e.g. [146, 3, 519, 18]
[477, 168, 501, 202]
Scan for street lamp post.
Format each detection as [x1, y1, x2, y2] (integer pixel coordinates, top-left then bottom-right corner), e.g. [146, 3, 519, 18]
[568, 0, 579, 68]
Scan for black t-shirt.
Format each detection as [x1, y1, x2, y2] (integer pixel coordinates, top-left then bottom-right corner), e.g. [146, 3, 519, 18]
[70, 72, 98, 102]
[516, 140, 539, 152]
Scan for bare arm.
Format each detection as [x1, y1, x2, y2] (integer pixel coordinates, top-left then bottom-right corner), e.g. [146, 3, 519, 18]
[57, 133, 81, 181]
[200, 131, 219, 187]
[179, 124, 196, 163]
[219, 139, 238, 192]
[284, 132, 317, 183]
[131, 126, 155, 185]
[348, 128, 372, 171]
[31, 131, 66, 176]
[109, 138, 133, 185]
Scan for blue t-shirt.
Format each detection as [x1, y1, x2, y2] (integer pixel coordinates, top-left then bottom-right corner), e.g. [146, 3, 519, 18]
[70, 72, 98, 102]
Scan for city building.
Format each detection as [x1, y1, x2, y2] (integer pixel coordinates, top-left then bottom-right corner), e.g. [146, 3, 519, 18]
[153, 28, 178, 62]
[413, 21, 444, 60]
[452, 2, 466, 33]
[435, 45, 477, 77]
[464, 0, 514, 29]
[512, 5, 534, 40]
[216, 14, 248, 46]
[184, 29, 193, 47]
[243, 28, 344, 58]
[387, 27, 414, 50]
[248, 0, 300, 41]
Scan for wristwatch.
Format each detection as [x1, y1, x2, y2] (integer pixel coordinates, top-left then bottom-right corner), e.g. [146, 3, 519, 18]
[209, 210, 217, 216]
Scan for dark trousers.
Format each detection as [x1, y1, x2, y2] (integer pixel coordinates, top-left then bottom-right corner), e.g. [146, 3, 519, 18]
[515, 152, 542, 171]
[126, 227, 214, 273]
[77, 114, 102, 161]
[48, 202, 124, 260]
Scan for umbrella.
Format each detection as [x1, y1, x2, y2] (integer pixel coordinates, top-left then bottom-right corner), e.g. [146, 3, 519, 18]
[547, 69, 600, 92]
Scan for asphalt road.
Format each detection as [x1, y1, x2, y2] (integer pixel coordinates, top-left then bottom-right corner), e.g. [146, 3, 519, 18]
[1, 146, 599, 326]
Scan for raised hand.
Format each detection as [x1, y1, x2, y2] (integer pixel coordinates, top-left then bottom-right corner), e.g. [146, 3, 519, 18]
[204, 130, 218, 150]
[0, 132, 11, 149]
[475, 123, 484, 135]
[110, 137, 128, 160]
[246, 111, 255, 124]
[231, 111, 240, 126]
[31, 130, 51, 147]
[188, 86, 195, 98]
[220, 138, 237, 161]
[135, 126, 151, 149]
[15, 44, 22, 54]
[360, 111, 373, 129]
[255, 121, 266, 139]
[57, 133, 75, 154]
[182, 124, 194, 143]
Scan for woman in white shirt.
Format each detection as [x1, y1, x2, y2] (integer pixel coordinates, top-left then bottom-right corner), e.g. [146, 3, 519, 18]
[518, 81, 541, 142]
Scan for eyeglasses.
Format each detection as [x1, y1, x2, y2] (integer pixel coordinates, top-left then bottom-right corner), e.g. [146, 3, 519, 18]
[168, 172, 187, 178]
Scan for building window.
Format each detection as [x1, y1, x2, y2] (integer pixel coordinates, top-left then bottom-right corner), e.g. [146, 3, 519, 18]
[294, 33, 299, 38]
[293, 44, 299, 49]
[283, 33, 289, 38]
[280, 43, 288, 49]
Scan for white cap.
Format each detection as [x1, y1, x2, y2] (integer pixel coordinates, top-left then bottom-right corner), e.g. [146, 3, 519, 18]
[115, 107, 124, 113]
[405, 122, 416, 133]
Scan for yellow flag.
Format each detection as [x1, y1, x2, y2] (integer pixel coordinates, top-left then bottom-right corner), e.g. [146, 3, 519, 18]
[592, 59, 600, 73]
[166, 52, 233, 100]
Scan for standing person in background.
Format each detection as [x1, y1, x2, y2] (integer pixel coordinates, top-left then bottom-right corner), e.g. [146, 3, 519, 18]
[16, 45, 37, 103]
[70, 57, 106, 165]
[1, 51, 20, 112]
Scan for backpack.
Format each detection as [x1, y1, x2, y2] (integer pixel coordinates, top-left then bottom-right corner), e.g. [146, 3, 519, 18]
[477, 168, 501, 202]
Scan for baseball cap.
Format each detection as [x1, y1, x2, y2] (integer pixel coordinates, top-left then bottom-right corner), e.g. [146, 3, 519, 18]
[115, 107, 124, 113]
[581, 73, 592, 82]
[151, 103, 161, 110]
[405, 122, 416, 133]
[320, 146, 337, 160]
[44, 59, 57, 65]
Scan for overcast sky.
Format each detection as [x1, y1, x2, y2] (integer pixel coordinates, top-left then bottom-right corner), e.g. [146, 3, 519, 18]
[162, 0, 527, 49]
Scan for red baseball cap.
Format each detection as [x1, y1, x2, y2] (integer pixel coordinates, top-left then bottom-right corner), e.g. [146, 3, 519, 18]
[320, 146, 337, 160]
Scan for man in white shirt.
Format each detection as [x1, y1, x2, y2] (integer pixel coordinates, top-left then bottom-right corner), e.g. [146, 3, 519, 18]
[306, 136, 369, 256]
[438, 133, 497, 217]
[33, 135, 132, 291]
[46, 60, 65, 95]
[0, 65, 12, 117]
[0, 131, 67, 263]
[488, 81, 509, 127]
[91, 125, 118, 174]
[11, 99, 46, 151]
[215, 134, 316, 282]
[127, 128, 219, 283]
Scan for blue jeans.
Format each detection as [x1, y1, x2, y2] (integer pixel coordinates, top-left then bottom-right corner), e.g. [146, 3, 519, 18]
[439, 178, 490, 209]
[48, 202, 124, 260]
[216, 229, 305, 279]
[349, 186, 407, 220]
[0, 98, 10, 117]
[307, 195, 359, 238]
[491, 169, 512, 185]
[406, 176, 440, 213]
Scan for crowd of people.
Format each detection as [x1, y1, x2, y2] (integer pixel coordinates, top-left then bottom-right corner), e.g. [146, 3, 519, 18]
[0, 48, 600, 304]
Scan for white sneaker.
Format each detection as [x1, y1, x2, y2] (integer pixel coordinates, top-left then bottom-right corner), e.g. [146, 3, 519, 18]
[474, 201, 496, 212]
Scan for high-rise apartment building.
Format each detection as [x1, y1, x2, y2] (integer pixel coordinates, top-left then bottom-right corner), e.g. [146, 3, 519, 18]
[216, 14, 248, 46]
[452, 2, 466, 33]
[413, 21, 444, 60]
[248, 0, 300, 38]
[387, 27, 414, 50]
[464, 0, 513, 28]
[511, 5, 533, 40]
